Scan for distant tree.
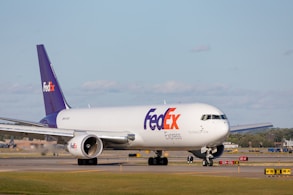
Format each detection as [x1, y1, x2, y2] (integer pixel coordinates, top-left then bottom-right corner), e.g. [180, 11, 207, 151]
[226, 128, 293, 147]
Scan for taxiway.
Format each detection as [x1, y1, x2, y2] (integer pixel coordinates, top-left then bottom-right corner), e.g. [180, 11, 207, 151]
[0, 150, 292, 179]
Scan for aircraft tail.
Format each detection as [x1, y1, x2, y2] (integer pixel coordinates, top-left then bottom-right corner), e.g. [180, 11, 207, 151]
[37, 44, 70, 117]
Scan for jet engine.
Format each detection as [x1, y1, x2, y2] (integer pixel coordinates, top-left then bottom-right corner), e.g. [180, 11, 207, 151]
[67, 134, 103, 159]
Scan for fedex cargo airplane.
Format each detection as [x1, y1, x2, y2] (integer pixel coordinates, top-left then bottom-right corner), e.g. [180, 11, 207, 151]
[0, 45, 272, 166]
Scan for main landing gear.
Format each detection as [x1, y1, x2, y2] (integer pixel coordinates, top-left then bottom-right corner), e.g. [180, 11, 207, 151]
[78, 158, 98, 165]
[148, 150, 168, 165]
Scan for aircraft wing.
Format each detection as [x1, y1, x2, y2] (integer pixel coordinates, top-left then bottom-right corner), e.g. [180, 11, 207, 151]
[0, 123, 73, 140]
[0, 117, 46, 127]
[230, 123, 273, 133]
[0, 124, 134, 144]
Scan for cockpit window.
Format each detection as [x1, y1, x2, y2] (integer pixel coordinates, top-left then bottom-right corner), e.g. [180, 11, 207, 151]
[212, 115, 220, 119]
[221, 115, 227, 119]
[201, 114, 227, 121]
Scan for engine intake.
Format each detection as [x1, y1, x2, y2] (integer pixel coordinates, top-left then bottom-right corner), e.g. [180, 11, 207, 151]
[67, 134, 103, 159]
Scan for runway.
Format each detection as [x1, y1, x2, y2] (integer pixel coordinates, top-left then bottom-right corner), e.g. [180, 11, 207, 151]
[0, 150, 292, 179]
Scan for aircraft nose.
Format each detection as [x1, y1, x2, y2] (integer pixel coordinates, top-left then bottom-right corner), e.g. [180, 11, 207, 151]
[210, 121, 229, 141]
[219, 121, 230, 138]
[204, 121, 230, 146]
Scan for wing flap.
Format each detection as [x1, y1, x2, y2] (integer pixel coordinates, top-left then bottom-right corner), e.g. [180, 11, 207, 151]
[99, 133, 135, 144]
[78, 130, 135, 144]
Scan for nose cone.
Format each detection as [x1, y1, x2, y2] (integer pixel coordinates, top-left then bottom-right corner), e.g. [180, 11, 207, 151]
[219, 121, 230, 140]
[207, 121, 230, 146]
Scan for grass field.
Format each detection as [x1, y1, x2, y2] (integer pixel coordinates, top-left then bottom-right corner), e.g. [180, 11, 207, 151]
[0, 172, 292, 195]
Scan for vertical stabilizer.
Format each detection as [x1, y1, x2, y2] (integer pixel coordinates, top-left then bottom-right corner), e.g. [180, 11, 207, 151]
[37, 44, 70, 117]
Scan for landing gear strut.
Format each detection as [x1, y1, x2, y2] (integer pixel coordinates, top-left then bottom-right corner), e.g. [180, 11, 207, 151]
[148, 150, 168, 165]
[202, 159, 213, 166]
[202, 147, 214, 166]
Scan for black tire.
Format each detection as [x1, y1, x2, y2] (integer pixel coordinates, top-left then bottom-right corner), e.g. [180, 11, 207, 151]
[78, 158, 98, 166]
[208, 159, 213, 166]
[78, 159, 85, 165]
[148, 157, 154, 165]
[88, 158, 98, 165]
[162, 157, 168, 165]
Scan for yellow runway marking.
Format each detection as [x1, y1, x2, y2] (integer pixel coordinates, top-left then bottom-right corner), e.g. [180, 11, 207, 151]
[0, 169, 17, 172]
[68, 170, 104, 173]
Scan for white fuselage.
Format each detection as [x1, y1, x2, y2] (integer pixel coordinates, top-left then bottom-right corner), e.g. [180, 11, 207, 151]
[56, 103, 230, 150]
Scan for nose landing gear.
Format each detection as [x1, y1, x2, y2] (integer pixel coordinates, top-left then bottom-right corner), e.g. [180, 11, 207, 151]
[202, 147, 214, 166]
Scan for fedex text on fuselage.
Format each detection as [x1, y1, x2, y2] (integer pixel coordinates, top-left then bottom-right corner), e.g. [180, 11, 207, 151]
[144, 108, 181, 131]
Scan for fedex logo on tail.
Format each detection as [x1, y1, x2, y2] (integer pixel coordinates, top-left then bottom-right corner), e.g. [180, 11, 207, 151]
[43, 81, 55, 92]
[144, 108, 181, 130]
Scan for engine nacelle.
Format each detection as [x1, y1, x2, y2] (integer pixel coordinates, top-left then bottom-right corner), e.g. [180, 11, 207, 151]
[189, 144, 224, 159]
[67, 134, 103, 159]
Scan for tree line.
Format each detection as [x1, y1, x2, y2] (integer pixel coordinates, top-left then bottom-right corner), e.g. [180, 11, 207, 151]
[226, 128, 293, 148]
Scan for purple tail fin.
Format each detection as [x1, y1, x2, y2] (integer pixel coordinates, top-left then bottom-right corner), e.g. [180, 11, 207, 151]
[37, 44, 70, 117]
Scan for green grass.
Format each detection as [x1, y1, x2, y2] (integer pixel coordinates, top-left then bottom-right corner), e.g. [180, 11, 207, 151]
[0, 172, 292, 195]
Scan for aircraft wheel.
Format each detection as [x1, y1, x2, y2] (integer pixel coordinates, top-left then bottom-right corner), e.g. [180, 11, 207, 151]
[78, 159, 86, 165]
[161, 157, 168, 165]
[208, 159, 213, 166]
[148, 157, 168, 165]
[78, 158, 98, 165]
[148, 157, 154, 165]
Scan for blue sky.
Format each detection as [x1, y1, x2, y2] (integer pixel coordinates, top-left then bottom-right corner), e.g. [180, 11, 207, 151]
[0, 1, 292, 127]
